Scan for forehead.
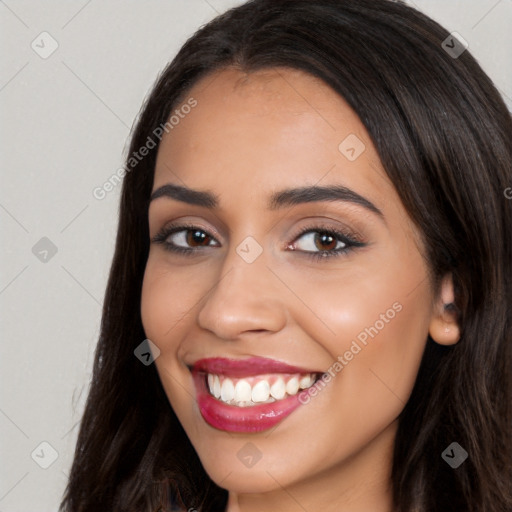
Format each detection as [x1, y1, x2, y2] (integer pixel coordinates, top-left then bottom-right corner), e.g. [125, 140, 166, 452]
[153, 67, 393, 201]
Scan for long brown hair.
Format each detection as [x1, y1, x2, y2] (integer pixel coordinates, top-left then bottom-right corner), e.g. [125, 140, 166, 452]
[61, 1, 512, 510]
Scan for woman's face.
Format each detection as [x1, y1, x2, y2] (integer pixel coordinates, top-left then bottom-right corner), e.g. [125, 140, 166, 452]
[141, 67, 439, 506]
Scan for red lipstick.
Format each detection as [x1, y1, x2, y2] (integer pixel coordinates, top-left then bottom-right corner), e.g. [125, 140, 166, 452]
[191, 357, 318, 433]
[192, 356, 319, 377]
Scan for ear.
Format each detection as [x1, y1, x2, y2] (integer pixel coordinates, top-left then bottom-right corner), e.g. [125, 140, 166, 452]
[428, 274, 460, 346]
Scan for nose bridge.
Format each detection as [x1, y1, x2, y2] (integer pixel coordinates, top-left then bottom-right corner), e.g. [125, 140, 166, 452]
[196, 241, 287, 340]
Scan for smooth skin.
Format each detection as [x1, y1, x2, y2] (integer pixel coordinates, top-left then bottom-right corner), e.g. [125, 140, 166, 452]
[141, 67, 460, 512]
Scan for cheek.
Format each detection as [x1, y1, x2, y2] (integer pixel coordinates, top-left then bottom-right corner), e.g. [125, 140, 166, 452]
[140, 258, 206, 397]
[140, 256, 210, 344]
[279, 257, 432, 428]
[329, 295, 429, 420]
[140, 258, 206, 433]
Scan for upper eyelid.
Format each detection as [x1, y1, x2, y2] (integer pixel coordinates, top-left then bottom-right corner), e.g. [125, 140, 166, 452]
[154, 222, 221, 240]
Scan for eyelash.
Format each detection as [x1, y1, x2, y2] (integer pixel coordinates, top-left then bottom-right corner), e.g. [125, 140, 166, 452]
[151, 222, 366, 261]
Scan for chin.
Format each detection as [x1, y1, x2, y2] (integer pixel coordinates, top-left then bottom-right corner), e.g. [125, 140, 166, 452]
[205, 463, 287, 494]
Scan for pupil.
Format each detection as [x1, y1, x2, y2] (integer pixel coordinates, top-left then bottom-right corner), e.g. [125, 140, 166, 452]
[187, 229, 209, 246]
[315, 232, 336, 251]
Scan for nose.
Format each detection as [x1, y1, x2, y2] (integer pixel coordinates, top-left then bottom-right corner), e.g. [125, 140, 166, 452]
[196, 245, 288, 341]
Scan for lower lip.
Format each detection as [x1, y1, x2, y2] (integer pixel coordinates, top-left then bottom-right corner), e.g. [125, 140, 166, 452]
[193, 372, 307, 433]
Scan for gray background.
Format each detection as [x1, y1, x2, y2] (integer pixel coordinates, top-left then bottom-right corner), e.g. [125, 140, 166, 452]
[1, 1, 510, 510]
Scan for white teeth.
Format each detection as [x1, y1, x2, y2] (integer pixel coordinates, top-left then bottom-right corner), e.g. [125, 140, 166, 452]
[270, 378, 286, 400]
[285, 376, 300, 395]
[234, 379, 252, 402]
[251, 380, 270, 403]
[213, 375, 221, 399]
[205, 372, 317, 406]
[299, 374, 313, 389]
[220, 378, 235, 401]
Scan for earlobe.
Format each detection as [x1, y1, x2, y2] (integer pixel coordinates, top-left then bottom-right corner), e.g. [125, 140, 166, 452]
[428, 274, 461, 346]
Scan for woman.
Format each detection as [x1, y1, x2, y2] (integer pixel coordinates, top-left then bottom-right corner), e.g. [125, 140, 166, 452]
[60, 0, 512, 511]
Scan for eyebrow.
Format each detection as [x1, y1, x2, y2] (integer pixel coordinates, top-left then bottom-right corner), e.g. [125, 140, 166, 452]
[150, 183, 383, 218]
[150, 183, 218, 208]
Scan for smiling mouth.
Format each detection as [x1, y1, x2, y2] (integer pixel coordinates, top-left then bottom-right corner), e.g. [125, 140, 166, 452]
[190, 357, 325, 433]
[205, 372, 321, 407]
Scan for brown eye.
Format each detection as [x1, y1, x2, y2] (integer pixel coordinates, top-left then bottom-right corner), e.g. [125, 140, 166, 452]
[293, 230, 347, 253]
[313, 232, 338, 251]
[185, 229, 213, 247]
[152, 225, 220, 253]
[169, 228, 217, 248]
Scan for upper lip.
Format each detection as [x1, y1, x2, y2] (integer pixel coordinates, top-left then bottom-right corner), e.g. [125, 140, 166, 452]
[191, 356, 321, 378]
